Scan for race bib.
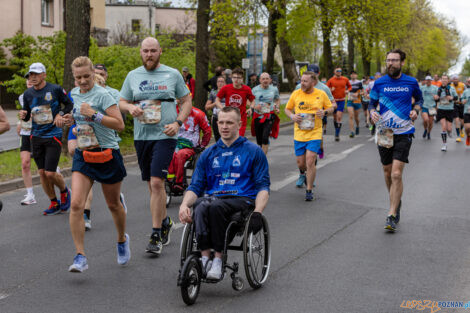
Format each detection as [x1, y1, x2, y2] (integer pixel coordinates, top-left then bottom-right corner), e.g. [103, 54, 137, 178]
[77, 124, 100, 150]
[299, 113, 315, 130]
[32, 105, 53, 125]
[350, 93, 358, 101]
[260, 102, 271, 114]
[20, 119, 32, 131]
[137, 100, 161, 124]
[440, 97, 449, 105]
[428, 107, 437, 116]
[377, 128, 394, 148]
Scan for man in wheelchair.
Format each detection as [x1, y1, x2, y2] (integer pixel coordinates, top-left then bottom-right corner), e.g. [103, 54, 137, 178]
[179, 106, 270, 280]
[168, 105, 211, 192]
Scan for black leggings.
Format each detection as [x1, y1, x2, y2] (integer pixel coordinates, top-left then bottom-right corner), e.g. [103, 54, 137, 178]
[212, 115, 221, 142]
[254, 116, 273, 146]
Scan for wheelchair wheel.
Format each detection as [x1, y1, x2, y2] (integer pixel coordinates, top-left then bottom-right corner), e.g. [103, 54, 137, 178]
[243, 213, 271, 289]
[180, 254, 202, 305]
[165, 181, 172, 208]
[179, 223, 193, 266]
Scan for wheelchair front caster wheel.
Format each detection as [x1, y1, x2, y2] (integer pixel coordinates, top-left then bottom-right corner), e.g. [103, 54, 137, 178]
[232, 276, 244, 291]
[180, 255, 201, 305]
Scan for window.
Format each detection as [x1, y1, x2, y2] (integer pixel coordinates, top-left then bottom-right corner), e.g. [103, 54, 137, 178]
[131, 19, 141, 32]
[41, 0, 53, 26]
[155, 24, 160, 33]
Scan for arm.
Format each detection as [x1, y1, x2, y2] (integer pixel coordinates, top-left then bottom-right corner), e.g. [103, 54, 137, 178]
[274, 98, 281, 113]
[285, 94, 302, 123]
[214, 96, 224, 110]
[164, 93, 192, 137]
[119, 98, 143, 117]
[0, 106, 10, 134]
[54, 90, 74, 127]
[179, 190, 198, 223]
[80, 103, 125, 132]
[254, 190, 269, 213]
[199, 114, 212, 147]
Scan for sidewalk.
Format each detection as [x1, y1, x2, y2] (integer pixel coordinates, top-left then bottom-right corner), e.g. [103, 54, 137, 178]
[4, 109, 18, 126]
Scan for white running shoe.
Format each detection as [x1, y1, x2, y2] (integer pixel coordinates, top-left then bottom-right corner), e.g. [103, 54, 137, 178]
[21, 194, 37, 205]
[206, 258, 222, 280]
[441, 144, 447, 151]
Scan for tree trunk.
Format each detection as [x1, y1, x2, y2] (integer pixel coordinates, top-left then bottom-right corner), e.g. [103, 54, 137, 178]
[278, 36, 297, 90]
[264, 0, 280, 74]
[375, 39, 382, 74]
[347, 30, 355, 74]
[359, 36, 371, 77]
[195, 0, 210, 111]
[63, 0, 90, 93]
[320, 0, 334, 78]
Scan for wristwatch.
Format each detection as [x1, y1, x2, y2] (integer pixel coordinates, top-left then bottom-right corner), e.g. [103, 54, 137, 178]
[176, 119, 183, 126]
[91, 111, 98, 121]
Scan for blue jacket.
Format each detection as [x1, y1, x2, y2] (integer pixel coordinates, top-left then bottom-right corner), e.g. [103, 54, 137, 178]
[187, 136, 270, 199]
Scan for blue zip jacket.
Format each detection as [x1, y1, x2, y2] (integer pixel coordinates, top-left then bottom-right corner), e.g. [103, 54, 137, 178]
[187, 136, 270, 198]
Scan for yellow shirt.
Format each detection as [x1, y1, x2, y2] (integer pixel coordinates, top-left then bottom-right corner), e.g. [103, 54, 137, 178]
[286, 88, 332, 141]
[452, 82, 465, 97]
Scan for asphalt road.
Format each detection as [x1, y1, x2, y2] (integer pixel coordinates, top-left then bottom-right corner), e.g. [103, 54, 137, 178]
[1, 118, 470, 313]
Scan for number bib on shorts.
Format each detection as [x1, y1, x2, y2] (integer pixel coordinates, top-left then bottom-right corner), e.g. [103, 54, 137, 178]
[137, 100, 161, 124]
[299, 113, 315, 130]
[32, 105, 53, 124]
[77, 124, 100, 150]
[377, 128, 394, 148]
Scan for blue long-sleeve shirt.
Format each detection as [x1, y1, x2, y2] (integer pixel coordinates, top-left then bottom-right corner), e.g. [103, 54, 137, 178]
[369, 74, 423, 135]
[187, 136, 270, 199]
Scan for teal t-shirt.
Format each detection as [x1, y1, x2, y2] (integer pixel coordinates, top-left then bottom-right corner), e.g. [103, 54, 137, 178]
[252, 85, 280, 116]
[295, 81, 334, 101]
[461, 89, 470, 115]
[438, 85, 458, 111]
[120, 64, 190, 140]
[71, 84, 119, 149]
[105, 85, 121, 103]
[420, 84, 438, 109]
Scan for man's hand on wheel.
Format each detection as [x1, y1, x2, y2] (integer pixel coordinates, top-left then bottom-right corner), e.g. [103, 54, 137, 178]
[248, 212, 263, 234]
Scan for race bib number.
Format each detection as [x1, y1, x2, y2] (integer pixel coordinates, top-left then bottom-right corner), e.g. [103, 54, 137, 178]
[137, 100, 161, 124]
[377, 128, 394, 148]
[428, 107, 437, 116]
[77, 124, 100, 150]
[440, 96, 449, 105]
[350, 93, 358, 101]
[299, 113, 315, 130]
[20, 119, 32, 131]
[32, 105, 53, 125]
[260, 102, 271, 114]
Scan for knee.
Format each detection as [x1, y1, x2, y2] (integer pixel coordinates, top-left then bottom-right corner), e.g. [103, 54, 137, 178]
[107, 200, 121, 213]
[306, 155, 316, 167]
[150, 178, 164, 192]
[391, 170, 402, 182]
[21, 159, 31, 171]
[70, 198, 84, 213]
[44, 171, 56, 180]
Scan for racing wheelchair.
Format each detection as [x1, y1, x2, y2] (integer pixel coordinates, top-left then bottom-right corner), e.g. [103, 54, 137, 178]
[165, 147, 204, 207]
[177, 208, 271, 305]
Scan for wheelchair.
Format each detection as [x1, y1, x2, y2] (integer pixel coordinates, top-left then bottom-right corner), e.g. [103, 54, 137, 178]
[177, 209, 271, 305]
[164, 147, 203, 207]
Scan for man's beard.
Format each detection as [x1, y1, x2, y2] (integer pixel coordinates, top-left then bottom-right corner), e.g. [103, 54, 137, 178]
[142, 55, 160, 71]
[387, 64, 401, 78]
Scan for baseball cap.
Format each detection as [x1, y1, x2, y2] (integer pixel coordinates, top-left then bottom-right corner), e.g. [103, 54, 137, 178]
[425, 75, 432, 80]
[25, 62, 46, 77]
[307, 64, 320, 74]
[94, 63, 108, 72]
[182, 66, 189, 72]
[451, 75, 459, 80]
[225, 69, 232, 75]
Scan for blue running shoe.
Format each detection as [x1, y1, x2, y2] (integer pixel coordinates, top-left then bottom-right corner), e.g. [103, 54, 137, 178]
[384, 215, 397, 232]
[60, 188, 71, 212]
[296, 174, 306, 188]
[305, 190, 314, 201]
[43, 201, 61, 215]
[120, 193, 127, 214]
[117, 233, 131, 265]
[69, 254, 88, 273]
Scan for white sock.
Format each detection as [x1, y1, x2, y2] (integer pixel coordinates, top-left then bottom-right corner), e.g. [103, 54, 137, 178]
[202, 256, 209, 267]
[26, 187, 34, 196]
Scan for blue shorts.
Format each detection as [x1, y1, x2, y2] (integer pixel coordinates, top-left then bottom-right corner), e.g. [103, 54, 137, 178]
[335, 100, 345, 112]
[294, 140, 321, 156]
[68, 125, 77, 141]
[347, 100, 361, 110]
[134, 139, 177, 181]
[72, 148, 127, 184]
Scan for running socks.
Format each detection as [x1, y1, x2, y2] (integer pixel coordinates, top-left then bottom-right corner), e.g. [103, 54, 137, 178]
[162, 216, 170, 228]
[84, 209, 91, 219]
[441, 132, 447, 143]
[456, 128, 461, 137]
[299, 169, 306, 174]
[335, 123, 342, 136]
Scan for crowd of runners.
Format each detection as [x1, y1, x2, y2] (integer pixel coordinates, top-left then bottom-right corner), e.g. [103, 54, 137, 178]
[1, 35, 468, 276]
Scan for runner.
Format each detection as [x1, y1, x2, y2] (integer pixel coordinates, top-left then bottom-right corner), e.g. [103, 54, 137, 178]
[431, 74, 442, 87]
[215, 67, 255, 137]
[435, 75, 458, 151]
[419, 76, 438, 140]
[460, 86, 470, 145]
[369, 49, 423, 232]
[17, 78, 36, 205]
[67, 56, 129, 273]
[205, 75, 226, 142]
[19, 62, 73, 215]
[0, 105, 9, 213]
[362, 76, 371, 129]
[119, 37, 192, 255]
[451, 75, 466, 142]
[327, 68, 351, 141]
[285, 71, 333, 201]
[346, 71, 363, 138]
[182, 67, 196, 100]
[251, 72, 280, 155]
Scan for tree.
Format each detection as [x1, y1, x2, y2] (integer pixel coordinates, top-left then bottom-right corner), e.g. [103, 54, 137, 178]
[461, 57, 470, 78]
[195, 0, 210, 110]
[62, 0, 91, 92]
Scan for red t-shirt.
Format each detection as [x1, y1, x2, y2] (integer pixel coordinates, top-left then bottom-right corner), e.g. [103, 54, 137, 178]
[217, 84, 255, 121]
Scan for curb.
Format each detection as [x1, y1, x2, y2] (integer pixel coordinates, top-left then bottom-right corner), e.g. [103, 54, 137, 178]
[0, 122, 293, 195]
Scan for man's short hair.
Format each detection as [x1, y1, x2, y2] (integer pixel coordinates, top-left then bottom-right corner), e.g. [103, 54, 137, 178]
[387, 49, 406, 61]
[302, 71, 318, 81]
[232, 67, 244, 77]
[94, 63, 107, 72]
[220, 106, 241, 121]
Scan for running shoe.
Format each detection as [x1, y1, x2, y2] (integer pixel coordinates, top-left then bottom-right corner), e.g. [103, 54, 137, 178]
[441, 144, 447, 151]
[305, 190, 314, 201]
[84, 214, 91, 231]
[466, 136, 470, 146]
[161, 217, 173, 246]
[355, 126, 359, 135]
[427, 132, 431, 140]
[318, 148, 324, 159]
[21, 194, 36, 205]
[335, 135, 340, 142]
[206, 258, 222, 280]
[349, 132, 355, 138]
[422, 130, 427, 138]
[68, 254, 88, 273]
[43, 201, 61, 215]
[370, 124, 375, 136]
[120, 193, 127, 214]
[146, 233, 162, 255]
[60, 188, 71, 212]
[384, 215, 396, 232]
[117, 233, 131, 265]
[456, 137, 462, 143]
[365, 123, 369, 128]
[461, 131, 465, 138]
[296, 174, 306, 188]
[395, 200, 402, 224]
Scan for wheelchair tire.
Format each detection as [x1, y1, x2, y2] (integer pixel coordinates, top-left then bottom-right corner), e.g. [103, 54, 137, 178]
[243, 213, 271, 289]
[179, 223, 193, 266]
[180, 254, 202, 305]
[165, 181, 172, 208]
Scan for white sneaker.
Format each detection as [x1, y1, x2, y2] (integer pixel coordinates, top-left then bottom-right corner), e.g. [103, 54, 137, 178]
[206, 258, 222, 280]
[21, 194, 36, 205]
[441, 144, 447, 151]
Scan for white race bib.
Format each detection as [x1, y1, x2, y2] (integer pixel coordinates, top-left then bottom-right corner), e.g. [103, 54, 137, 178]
[428, 107, 437, 116]
[21, 119, 32, 131]
[137, 100, 161, 124]
[32, 105, 53, 125]
[299, 114, 315, 130]
[77, 124, 100, 150]
[377, 128, 394, 148]
[260, 102, 271, 114]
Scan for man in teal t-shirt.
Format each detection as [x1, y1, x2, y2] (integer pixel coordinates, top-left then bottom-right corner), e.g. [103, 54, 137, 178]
[119, 37, 192, 255]
[460, 87, 470, 145]
[419, 76, 438, 139]
[435, 75, 458, 151]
